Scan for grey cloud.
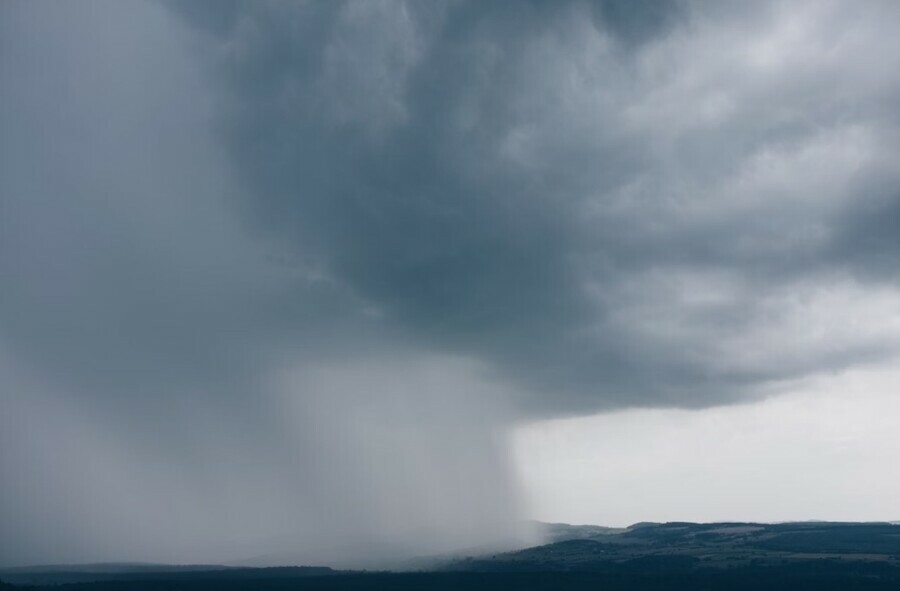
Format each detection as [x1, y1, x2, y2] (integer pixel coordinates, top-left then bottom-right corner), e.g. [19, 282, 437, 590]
[0, 0, 528, 567]
[0, 0, 365, 412]
[589, 0, 684, 48]
[167, 0, 900, 413]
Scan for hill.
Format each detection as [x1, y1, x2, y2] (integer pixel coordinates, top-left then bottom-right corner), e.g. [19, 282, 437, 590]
[445, 520, 900, 572]
[3, 522, 900, 590]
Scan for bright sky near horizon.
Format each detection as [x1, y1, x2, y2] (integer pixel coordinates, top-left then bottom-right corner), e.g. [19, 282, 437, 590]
[514, 363, 900, 526]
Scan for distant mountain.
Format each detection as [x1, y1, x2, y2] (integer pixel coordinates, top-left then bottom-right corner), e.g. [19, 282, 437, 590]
[4, 523, 900, 590]
[445, 521, 900, 574]
[532, 520, 626, 544]
[6, 522, 900, 589]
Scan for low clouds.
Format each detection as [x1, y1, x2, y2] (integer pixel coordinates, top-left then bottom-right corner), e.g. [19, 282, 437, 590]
[3, 0, 900, 568]
[170, 0, 900, 412]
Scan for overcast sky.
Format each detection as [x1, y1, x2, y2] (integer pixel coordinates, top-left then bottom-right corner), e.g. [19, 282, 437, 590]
[3, 0, 900, 569]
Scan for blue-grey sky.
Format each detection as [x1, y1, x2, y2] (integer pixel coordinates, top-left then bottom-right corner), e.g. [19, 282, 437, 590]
[3, 0, 900, 568]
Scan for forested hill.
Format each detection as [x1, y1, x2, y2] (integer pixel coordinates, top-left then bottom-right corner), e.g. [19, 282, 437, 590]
[446, 521, 900, 572]
[3, 522, 900, 590]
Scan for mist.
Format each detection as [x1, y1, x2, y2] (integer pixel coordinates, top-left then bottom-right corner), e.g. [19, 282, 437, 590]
[0, 0, 530, 567]
[4, 0, 900, 569]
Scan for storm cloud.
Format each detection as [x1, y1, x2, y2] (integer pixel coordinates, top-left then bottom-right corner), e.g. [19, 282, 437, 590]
[170, 0, 900, 412]
[3, 0, 900, 569]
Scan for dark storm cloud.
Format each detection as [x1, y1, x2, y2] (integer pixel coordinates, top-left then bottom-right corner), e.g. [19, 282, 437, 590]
[166, 0, 900, 413]
[589, 0, 684, 47]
